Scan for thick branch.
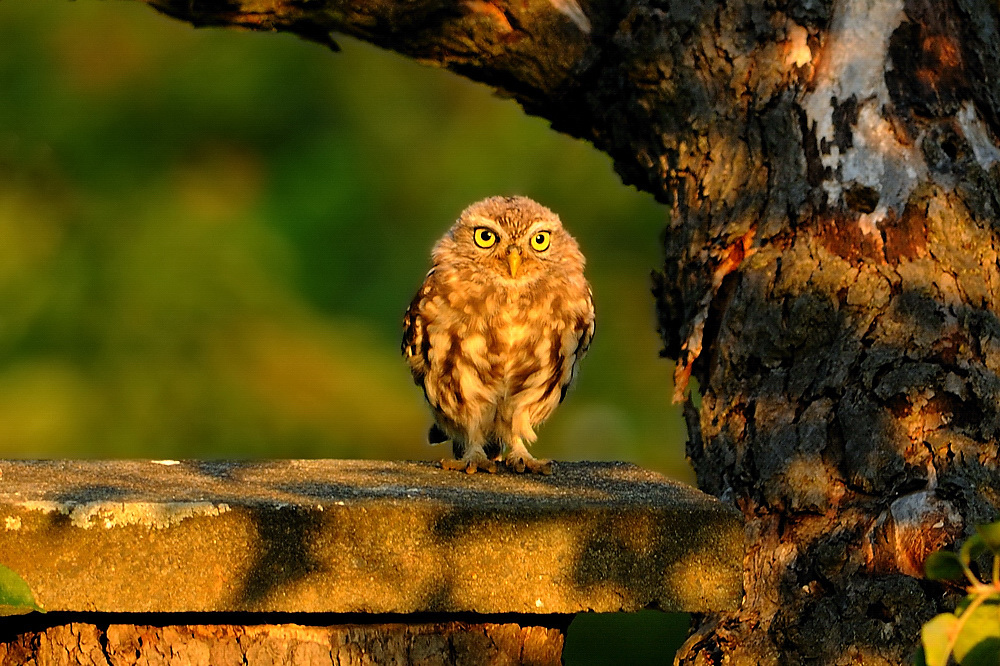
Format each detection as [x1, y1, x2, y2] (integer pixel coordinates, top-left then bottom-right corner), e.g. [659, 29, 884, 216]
[143, 0, 598, 106]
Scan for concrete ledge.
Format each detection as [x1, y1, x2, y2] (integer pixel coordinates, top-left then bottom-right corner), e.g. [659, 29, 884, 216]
[0, 460, 743, 615]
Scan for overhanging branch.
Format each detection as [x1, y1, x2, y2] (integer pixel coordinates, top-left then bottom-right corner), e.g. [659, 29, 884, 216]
[142, 0, 601, 103]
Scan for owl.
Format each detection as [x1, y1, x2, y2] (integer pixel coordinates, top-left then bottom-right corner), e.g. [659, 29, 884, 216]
[402, 196, 595, 475]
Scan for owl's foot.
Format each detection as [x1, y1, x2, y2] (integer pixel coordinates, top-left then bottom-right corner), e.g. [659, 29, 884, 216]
[439, 451, 497, 474]
[505, 451, 553, 475]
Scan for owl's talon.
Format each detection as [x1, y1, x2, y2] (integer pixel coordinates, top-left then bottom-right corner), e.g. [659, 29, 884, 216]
[439, 458, 497, 474]
[505, 455, 552, 475]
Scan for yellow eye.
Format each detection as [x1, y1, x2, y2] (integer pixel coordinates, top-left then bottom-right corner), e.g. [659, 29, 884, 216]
[473, 227, 497, 248]
[530, 231, 551, 252]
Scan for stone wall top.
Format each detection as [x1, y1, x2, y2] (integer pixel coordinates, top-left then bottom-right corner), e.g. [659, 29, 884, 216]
[0, 460, 743, 614]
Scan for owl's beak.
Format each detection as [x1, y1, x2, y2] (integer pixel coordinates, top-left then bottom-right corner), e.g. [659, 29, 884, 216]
[506, 246, 522, 278]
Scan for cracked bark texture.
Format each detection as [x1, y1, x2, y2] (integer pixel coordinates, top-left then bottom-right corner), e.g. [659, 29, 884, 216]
[0, 619, 564, 665]
[120, 0, 1000, 662]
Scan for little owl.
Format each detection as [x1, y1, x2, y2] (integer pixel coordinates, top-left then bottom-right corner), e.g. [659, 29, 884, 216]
[402, 196, 595, 474]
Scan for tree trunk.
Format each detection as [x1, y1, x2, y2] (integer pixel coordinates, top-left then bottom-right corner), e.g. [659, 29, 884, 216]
[134, 0, 1000, 661]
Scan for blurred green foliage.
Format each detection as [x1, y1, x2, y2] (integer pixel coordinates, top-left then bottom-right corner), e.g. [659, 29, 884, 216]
[0, 563, 44, 616]
[0, 0, 690, 480]
[566, 611, 690, 664]
[919, 521, 1000, 666]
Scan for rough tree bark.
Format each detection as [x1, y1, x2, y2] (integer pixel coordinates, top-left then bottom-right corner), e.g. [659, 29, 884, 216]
[126, 0, 1000, 662]
[0, 618, 565, 665]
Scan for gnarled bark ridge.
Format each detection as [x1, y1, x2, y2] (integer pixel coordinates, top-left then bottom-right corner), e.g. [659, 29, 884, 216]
[135, 0, 1000, 661]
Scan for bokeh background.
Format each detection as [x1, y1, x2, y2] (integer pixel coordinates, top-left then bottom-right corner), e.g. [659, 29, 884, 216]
[1, 0, 693, 661]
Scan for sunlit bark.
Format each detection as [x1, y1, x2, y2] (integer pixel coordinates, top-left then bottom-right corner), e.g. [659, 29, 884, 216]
[134, 0, 1000, 661]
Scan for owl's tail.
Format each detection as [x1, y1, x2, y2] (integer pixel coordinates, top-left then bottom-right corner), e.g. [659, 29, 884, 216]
[428, 423, 448, 445]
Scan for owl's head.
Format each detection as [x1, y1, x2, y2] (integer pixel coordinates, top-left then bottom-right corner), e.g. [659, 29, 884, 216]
[433, 196, 585, 284]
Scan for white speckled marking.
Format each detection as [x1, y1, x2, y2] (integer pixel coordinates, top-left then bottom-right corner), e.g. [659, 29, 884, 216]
[957, 101, 1000, 170]
[802, 0, 926, 227]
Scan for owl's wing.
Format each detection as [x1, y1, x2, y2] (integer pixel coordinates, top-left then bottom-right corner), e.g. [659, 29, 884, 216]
[402, 279, 432, 387]
[576, 288, 596, 360]
[559, 288, 596, 403]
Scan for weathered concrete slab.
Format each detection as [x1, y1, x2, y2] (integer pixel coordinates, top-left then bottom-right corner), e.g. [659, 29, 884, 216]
[0, 460, 743, 615]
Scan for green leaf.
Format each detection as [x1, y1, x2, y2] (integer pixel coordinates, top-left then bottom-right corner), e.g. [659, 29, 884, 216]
[962, 535, 987, 571]
[923, 612, 960, 666]
[0, 564, 43, 615]
[928, 550, 967, 581]
[955, 595, 1000, 666]
[976, 521, 1000, 556]
[959, 638, 1000, 666]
